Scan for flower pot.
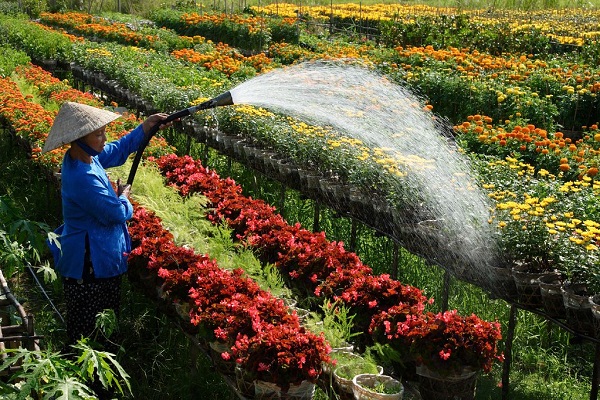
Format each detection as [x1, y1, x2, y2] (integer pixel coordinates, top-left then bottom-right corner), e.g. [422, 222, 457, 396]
[590, 295, 600, 340]
[416, 365, 478, 400]
[235, 364, 255, 398]
[538, 272, 566, 319]
[255, 380, 281, 400]
[511, 266, 551, 308]
[352, 374, 404, 400]
[254, 379, 316, 400]
[487, 265, 518, 301]
[322, 350, 361, 376]
[333, 362, 383, 400]
[561, 282, 594, 336]
[283, 380, 316, 400]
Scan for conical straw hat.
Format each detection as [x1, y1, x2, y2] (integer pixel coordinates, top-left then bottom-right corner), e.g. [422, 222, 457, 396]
[42, 102, 121, 153]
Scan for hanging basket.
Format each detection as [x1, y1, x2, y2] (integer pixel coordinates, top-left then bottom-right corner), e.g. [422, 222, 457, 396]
[352, 374, 404, 400]
[416, 365, 478, 400]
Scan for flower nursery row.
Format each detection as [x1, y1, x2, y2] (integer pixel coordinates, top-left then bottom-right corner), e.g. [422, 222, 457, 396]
[149, 152, 503, 377]
[253, 3, 599, 51]
[6, 9, 600, 132]
[42, 10, 600, 129]
[0, 50, 506, 396]
[2, 9, 599, 316]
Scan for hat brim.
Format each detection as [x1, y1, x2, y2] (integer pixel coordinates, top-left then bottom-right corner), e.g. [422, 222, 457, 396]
[42, 102, 121, 153]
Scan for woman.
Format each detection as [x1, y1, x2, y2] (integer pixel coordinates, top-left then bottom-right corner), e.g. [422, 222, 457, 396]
[44, 101, 172, 347]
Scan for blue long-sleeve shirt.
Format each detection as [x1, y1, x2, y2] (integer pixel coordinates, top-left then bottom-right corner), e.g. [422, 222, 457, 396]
[50, 124, 145, 279]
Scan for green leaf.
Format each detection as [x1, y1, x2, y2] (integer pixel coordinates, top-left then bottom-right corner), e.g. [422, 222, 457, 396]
[35, 261, 58, 283]
[72, 341, 131, 396]
[43, 376, 95, 400]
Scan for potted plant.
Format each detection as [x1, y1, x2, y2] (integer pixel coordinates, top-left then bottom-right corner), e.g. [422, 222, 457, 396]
[231, 322, 330, 399]
[352, 374, 404, 400]
[373, 308, 502, 400]
[410, 310, 502, 400]
[332, 353, 383, 399]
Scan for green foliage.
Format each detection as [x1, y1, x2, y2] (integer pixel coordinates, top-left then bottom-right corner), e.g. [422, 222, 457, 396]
[317, 300, 360, 348]
[0, 45, 30, 77]
[334, 354, 380, 379]
[73, 339, 131, 395]
[0, 340, 131, 399]
[0, 1, 23, 15]
[21, 0, 46, 17]
[109, 161, 277, 283]
[0, 13, 74, 61]
[0, 195, 51, 278]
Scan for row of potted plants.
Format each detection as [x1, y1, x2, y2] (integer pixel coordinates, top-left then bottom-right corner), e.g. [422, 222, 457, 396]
[149, 7, 299, 51]
[126, 202, 330, 395]
[5, 0, 600, 344]
[7, 9, 600, 133]
[0, 59, 333, 397]
[252, 3, 597, 54]
[0, 4, 596, 398]
[6, 12, 598, 335]
[13, 17, 600, 339]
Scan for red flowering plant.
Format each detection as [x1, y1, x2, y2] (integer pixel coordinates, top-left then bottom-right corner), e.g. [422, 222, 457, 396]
[336, 274, 431, 339]
[190, 267, 263, 309]
[387, 309, 504, 376]
[156, 256, 221, 302]
[191, 291, 300, 347]
[224, 198, 287, 241]
[188, 267, 263, 341]
[313, 246, 373, 298]
[128, 207, 169, 249]
[127, 204, 211, 301]
[232, 322, 331, 392]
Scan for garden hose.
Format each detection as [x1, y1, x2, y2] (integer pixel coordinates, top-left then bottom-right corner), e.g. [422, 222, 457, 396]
[126, 91, 234, 186]
[26, 263, 66, 325]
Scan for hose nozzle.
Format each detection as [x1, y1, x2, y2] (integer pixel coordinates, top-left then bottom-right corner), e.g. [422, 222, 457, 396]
[127, 90, 234, 186]
[194, 91, 234, 111]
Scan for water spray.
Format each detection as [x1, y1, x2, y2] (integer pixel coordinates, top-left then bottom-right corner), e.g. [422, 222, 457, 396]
[126, 91, 234, 186]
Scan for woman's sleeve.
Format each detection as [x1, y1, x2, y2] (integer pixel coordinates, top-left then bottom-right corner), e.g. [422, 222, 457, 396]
[74, 174, 133, 225]
[98, 124, 146, 168]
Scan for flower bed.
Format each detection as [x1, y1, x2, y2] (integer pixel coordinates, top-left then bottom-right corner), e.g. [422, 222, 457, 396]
[151, 153, 504, 374]
[127, 198, 331, 390]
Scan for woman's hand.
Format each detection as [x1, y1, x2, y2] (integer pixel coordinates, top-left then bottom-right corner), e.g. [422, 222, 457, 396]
[141, 113, 177, 136]
[117, 179, 131, 198]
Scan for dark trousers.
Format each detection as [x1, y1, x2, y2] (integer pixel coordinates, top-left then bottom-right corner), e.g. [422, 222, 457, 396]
[63, 274, 122, 346]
